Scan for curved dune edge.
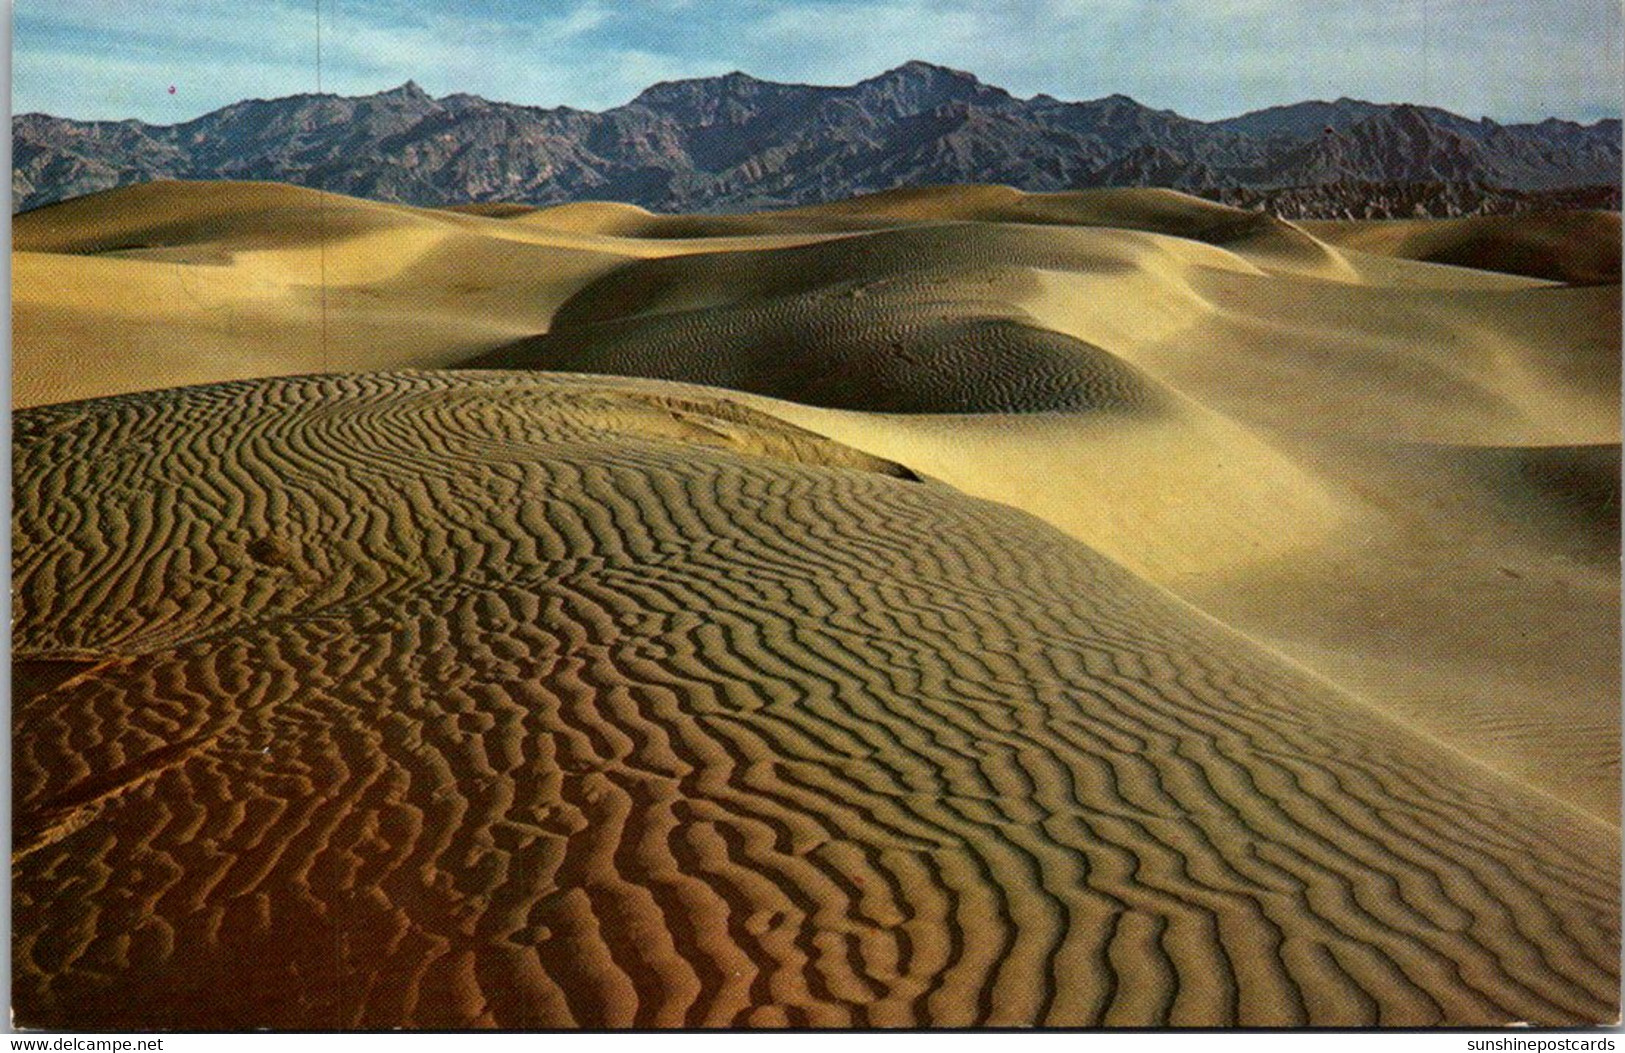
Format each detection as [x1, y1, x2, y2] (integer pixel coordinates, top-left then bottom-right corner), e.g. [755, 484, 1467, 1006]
[1303, 211, 1623, 285]
[12, 371, 1620, 1029]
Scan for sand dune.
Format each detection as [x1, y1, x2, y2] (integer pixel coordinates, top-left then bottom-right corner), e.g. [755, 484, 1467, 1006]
[11, 182, 1620, 1028]
[473, 225, 1185, 414]
[1305, 211, 1623, 285]
[13, 373, 1618, 1028]
[10, 181, 857, 409]
[467, 186, 1620, 817]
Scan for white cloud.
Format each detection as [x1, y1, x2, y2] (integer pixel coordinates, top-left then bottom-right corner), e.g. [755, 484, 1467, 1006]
[13, 0, 1621, 123]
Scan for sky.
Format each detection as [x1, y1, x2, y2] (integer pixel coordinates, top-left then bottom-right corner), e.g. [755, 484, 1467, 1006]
[11, 0, 1623, 126]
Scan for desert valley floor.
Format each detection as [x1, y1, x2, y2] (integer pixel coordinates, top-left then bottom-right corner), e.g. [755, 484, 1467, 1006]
[10, 181, 1622, 1028]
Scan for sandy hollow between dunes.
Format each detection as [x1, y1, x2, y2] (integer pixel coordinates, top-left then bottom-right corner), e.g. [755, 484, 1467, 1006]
[10, 181, 1621, 1028]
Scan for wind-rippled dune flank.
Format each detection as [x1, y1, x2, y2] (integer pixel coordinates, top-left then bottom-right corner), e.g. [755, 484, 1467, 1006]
[12, 373, 1620, 1029]
[462, 186, 1620, 819]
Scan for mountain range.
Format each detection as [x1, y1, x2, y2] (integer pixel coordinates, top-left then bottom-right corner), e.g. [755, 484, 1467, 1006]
[12, 60, 1622, 215]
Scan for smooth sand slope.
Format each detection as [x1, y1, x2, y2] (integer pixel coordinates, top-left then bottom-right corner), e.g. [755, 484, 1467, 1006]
[11, 182, 1621, 1028]
[10, 181, 856, 409]
[13, 373, 1618, 1028]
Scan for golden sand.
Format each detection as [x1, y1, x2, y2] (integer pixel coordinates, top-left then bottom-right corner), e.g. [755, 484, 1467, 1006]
[11, 181, 1620, 1027]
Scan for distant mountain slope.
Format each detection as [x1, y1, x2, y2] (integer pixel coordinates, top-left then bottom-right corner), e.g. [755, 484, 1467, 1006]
[12, 62, 1622, 213]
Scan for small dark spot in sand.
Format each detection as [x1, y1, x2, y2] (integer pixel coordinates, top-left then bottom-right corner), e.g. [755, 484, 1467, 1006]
[247, 535, 295, 567]
[883, 461, 925, 482]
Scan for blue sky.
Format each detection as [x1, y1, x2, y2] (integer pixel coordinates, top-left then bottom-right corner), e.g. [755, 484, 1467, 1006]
[12, 0, 1623, 125]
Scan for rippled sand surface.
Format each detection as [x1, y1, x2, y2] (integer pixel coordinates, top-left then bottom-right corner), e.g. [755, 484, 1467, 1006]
[12, 182, 1620, 1028]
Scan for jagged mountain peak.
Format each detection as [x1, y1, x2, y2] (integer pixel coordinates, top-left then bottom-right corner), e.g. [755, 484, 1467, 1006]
[849, 60, 1010, 116]
[375, 80, 433, 101]
[631, 69, 772, 105]
[874, 59, 982, 82]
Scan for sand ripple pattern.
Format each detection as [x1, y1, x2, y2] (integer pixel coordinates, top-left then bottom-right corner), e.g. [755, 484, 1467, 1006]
[472, 225, 1178, 414]
[13, 373, 1618, 1028]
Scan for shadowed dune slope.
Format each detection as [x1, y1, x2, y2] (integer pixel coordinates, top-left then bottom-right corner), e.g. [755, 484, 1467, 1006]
[12, 372, 1619, 1029]
[467, 220, 1257, 413]
[1304, 211, 1623, 285]
[476, 281, 1169, 415]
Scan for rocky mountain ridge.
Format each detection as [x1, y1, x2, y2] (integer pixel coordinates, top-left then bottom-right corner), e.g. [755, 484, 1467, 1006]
[13, 61, 1621, 214]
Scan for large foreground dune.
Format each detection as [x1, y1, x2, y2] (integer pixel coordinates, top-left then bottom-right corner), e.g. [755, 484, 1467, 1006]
[11, 182, 1620, 1028]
